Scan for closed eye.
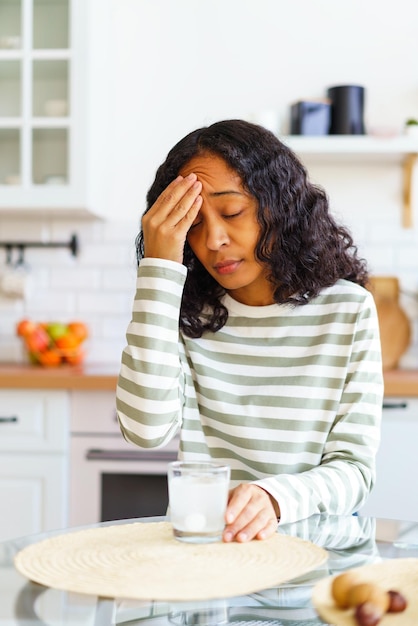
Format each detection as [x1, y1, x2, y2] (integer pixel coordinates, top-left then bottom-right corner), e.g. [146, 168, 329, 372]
[189, 211, 243, 230]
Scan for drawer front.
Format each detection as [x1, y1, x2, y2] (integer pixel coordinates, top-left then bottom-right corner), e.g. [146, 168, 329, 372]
[382, 397, 418, 420]
[71, 390, 118, 433]
[0, 390, 69, 452]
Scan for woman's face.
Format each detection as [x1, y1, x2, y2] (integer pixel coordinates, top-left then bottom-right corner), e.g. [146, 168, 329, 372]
[181, 153, 274, 306]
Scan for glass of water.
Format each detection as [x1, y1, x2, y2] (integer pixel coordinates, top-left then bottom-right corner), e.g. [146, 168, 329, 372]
[168, 461, 230, 543]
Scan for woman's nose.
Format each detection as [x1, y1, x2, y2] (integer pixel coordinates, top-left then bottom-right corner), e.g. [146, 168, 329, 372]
[205, 219, 230, 250]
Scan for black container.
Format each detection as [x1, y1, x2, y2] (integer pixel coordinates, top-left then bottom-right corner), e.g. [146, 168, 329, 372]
[327, 85, 365, 135]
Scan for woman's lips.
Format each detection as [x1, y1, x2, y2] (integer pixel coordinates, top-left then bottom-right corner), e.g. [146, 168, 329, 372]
[214, 260, 242, 275]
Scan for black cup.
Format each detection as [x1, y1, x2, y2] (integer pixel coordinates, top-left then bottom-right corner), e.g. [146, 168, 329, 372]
[327, 85, 365, 135]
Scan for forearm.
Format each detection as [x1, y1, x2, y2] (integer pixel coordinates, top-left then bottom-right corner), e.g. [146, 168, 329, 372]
[256, 456, 375, 524]
[116, 258, 187, 448]
[256, 395, 382, 523]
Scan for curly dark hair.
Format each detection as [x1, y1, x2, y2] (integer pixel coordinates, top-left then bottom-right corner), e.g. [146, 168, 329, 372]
[136, 119, 368, 338]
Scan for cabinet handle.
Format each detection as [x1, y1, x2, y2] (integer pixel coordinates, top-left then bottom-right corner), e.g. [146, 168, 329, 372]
[382, 402, 408, 409]
[0, 416, 18, 423]
[86, 448, 177, 462]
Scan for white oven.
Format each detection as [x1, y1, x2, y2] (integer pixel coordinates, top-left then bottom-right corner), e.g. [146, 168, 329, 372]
[70, 391, 178, 527]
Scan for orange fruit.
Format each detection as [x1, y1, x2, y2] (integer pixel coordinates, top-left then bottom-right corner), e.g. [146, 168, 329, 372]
[55, 333, 80, 351]
[38, 349, 62, 367]
[16, 319, 36, 337]
[64, 348, 85, 365]
[67, 321, 88, 343]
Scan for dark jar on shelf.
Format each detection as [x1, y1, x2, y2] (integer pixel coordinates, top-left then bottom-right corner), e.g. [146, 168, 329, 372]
[327, 85, 365, 135]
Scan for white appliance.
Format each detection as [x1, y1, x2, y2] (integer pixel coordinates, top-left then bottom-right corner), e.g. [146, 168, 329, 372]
[70, 391, 178, 527]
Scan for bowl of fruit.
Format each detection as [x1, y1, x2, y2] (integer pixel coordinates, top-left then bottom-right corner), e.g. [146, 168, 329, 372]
[16, 319, 88, 367]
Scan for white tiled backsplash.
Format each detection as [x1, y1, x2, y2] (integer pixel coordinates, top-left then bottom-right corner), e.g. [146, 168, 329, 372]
[0, 209, 417, 368]
[0, 217, 139, 365]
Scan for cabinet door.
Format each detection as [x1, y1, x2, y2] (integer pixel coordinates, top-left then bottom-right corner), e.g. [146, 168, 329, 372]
[360, 399, 418, 522]
[0, 0, 89, 214]
[0, 389, 70, 541]
[0, 454, 68, 542]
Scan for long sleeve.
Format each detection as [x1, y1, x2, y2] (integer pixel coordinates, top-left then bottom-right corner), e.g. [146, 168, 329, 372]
[116, 258, 188, 448]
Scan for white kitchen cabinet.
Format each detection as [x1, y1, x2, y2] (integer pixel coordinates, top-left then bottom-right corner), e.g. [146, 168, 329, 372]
[0, 390, 70, 542]
[0, 0, 107, 218]
[359, 398, 418, 522]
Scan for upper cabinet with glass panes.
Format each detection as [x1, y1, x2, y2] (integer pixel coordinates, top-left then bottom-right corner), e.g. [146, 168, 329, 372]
[0, 0, 93, 216]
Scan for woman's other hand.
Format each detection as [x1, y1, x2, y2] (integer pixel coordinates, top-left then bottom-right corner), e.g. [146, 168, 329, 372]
[223, 484, 279, 542]
[142, 173, 202, 264]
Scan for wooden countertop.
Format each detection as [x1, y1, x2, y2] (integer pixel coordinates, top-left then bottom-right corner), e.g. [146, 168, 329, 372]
[0, 364, 417, 395]
[382, 369, 418, 397]
[0, 363, 118, 391]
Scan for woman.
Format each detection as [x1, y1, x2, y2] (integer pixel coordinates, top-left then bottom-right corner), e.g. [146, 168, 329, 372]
[116, 119, 383, 542]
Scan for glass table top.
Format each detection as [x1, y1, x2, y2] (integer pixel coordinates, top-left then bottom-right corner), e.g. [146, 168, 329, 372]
[1, 514, 417, 625]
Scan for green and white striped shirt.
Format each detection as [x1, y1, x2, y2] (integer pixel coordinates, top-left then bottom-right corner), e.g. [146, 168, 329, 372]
[116, 258, 383, 524]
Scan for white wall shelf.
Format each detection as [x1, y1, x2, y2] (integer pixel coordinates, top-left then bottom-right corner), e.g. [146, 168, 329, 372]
[282, 135, 418, 159]
[282, 135, 418, 228]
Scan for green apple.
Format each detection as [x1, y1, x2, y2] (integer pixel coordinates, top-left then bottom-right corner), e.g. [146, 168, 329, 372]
[47, 322, 68, 341]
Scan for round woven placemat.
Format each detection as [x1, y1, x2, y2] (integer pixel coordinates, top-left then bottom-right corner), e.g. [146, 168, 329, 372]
[14, 521, 327, 601]
[312, 558, 418, 625]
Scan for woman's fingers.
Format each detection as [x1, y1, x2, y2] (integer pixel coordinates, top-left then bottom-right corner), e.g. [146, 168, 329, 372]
[223, 484, 279, 543]
[147, 174, 200, 225]
[254, 516, 279, 540]
[142, 173, 202, 262]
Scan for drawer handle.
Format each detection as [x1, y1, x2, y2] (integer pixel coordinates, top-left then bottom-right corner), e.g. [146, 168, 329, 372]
[0, 416, 18, 423]
[86, 448, 177, 462]
[382, 402, 408, 410]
